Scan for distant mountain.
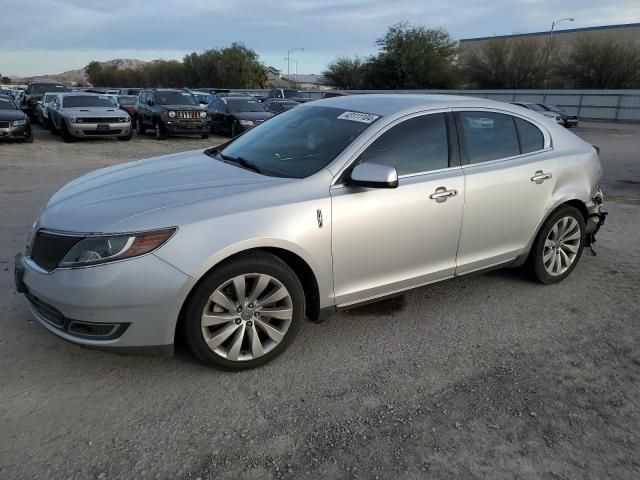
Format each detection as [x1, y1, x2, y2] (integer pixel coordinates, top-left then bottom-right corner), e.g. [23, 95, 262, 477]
[10, 59, 153, 86]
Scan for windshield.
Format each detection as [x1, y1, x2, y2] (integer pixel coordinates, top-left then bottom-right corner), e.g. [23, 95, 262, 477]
[63, 96, 116, 108]
[217, 105, 381, 178]
[283, 90, 304, 99]
[0, 96, 17, 110]
[117, 96, 137, 106]
[156, 91, 198, 105]
[527, 104, 546, 112]
[543, 104, 563, 113]
[227, 99, 265, 113]
[31, 84, 68, 94]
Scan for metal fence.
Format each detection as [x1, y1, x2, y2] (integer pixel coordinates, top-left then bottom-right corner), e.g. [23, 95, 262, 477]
[232, 88, 640, 123]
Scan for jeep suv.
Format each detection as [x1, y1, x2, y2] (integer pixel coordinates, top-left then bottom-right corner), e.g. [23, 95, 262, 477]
[135, 89, 210, 140]
[21, 82, 68, 120]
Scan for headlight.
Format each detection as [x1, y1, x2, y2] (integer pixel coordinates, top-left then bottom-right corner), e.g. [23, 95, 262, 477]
[238, 119, 254, 126]
[168, 111, 176, 118]
[118, 117, 129, 122]
[59, 228, 176, 268]
[70, 117, 77, 123]
[199, 111, 207, 119]
[12, 119, 27, 126]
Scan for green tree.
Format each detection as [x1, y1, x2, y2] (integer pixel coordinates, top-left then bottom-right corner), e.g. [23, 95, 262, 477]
[559, 34, 640, 88]
[322, 56, 367, 89]
[371, 22, 458, 89]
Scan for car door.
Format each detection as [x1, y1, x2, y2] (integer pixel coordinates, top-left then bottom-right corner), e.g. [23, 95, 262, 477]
[207, 100, 220, 131]
[453, 109, 556, 274]
[331, 111, 465, 307]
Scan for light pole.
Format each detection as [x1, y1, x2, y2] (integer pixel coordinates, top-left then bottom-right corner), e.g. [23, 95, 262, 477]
[544, 17, 574, 88]
[287, 48, 304, 88]
[284, 58, 299, 88]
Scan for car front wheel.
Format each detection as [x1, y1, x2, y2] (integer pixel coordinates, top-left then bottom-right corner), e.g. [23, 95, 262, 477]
[529, 205, 585, 284]
[184, 252, 304, 369]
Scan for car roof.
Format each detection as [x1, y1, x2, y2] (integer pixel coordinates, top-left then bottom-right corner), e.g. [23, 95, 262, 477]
[313, 94, 514, 117]
[223, 96, 256, 101]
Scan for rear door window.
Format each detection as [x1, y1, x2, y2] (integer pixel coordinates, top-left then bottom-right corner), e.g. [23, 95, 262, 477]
[456, 112, 521, 164]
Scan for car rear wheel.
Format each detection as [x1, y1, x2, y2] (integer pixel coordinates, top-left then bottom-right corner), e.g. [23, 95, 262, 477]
[184, 252, 305, 369]
[529, 205, 585, 284]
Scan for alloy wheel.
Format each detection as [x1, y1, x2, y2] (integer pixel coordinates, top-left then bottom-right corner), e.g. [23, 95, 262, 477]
[543, 216, 581, 276]
[201, 273, 293, 362]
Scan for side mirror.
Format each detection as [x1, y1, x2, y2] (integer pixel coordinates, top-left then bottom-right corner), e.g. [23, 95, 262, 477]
[349, 163, 398, 189]
[36, 100, 43, 105]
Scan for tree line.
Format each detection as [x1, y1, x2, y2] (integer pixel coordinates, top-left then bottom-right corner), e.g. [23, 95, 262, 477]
[323, 23, 640, 90]
[83, 23, 640, 90]
[85, 43, 267, 88]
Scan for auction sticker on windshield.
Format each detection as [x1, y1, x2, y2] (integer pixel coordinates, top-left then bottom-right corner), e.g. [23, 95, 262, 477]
[337, 111, 380, 123]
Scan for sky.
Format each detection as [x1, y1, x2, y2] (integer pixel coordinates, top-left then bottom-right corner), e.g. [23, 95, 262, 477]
[1, 0, 639, 77]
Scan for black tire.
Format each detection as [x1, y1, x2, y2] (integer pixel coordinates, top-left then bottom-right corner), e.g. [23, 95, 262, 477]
[23, 132, 34, 143]
[200, 133, 209, 139]
[183, 252, 305, 370]
[60, 121, 75, 143]
[231, 121, 239, 138]
[154, 121, 166, 140]
[528, 205, 585, 284]
[136, 118, 146, 135]
[49, 118, 59, 135]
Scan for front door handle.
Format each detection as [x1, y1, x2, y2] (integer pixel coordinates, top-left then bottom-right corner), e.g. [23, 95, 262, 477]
[531, 170, 552, 184]
[430, 187, 458, 203]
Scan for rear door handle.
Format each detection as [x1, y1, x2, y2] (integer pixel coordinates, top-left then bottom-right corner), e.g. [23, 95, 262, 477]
[429, 187, 458, 203]
[531, 170, 552, 184]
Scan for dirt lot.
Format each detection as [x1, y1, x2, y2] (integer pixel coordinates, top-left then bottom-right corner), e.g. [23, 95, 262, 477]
[1, 123, 639, 479]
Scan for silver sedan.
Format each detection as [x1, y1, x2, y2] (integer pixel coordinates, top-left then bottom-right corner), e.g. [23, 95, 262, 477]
[15, 94, 606, 369]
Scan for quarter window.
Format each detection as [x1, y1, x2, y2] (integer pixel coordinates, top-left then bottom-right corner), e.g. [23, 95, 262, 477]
[515, 117, 544, 154]
[360, 113, 449, 176]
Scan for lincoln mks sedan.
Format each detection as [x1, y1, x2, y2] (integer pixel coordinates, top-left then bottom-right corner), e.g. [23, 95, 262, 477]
[15, 95, 606, 369]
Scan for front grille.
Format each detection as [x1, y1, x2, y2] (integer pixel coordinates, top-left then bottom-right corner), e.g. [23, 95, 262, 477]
[26, 292, 66, 328]
[83, 129, 122, 135]
[0, 121, 9, 128]
[30, 232, 83, 271]
[176, 111, 201, 119]
[78, 117, 120, 123]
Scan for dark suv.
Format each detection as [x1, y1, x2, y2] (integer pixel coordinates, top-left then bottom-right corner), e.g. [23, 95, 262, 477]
[135, 89, 210, 140]
[21, 82, 68, 120]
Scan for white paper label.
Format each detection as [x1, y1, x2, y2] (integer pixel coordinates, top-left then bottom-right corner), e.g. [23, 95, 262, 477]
[337, 111, 380, 123]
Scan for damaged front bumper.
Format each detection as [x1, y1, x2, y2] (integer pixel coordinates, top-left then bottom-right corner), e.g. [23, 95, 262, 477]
[584, 187, 607, 247]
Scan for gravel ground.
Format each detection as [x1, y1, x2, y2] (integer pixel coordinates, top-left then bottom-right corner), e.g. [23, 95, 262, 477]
[0, 122, 639, 479]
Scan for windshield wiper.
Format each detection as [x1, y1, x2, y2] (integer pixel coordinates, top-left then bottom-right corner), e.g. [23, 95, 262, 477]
[219, 153, 263, 174]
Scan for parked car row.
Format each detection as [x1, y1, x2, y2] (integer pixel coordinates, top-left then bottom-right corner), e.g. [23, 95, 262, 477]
[2, 82, 582, 145]
[512, 102, 579, 128]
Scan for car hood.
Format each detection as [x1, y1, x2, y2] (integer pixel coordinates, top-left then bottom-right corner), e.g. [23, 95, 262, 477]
[234, 111, 273, 122]
[0, 110, 26, 121]
[38, 149, 290, 232]
[157, 104, 206, 111]
[62, 107, 124, 116]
